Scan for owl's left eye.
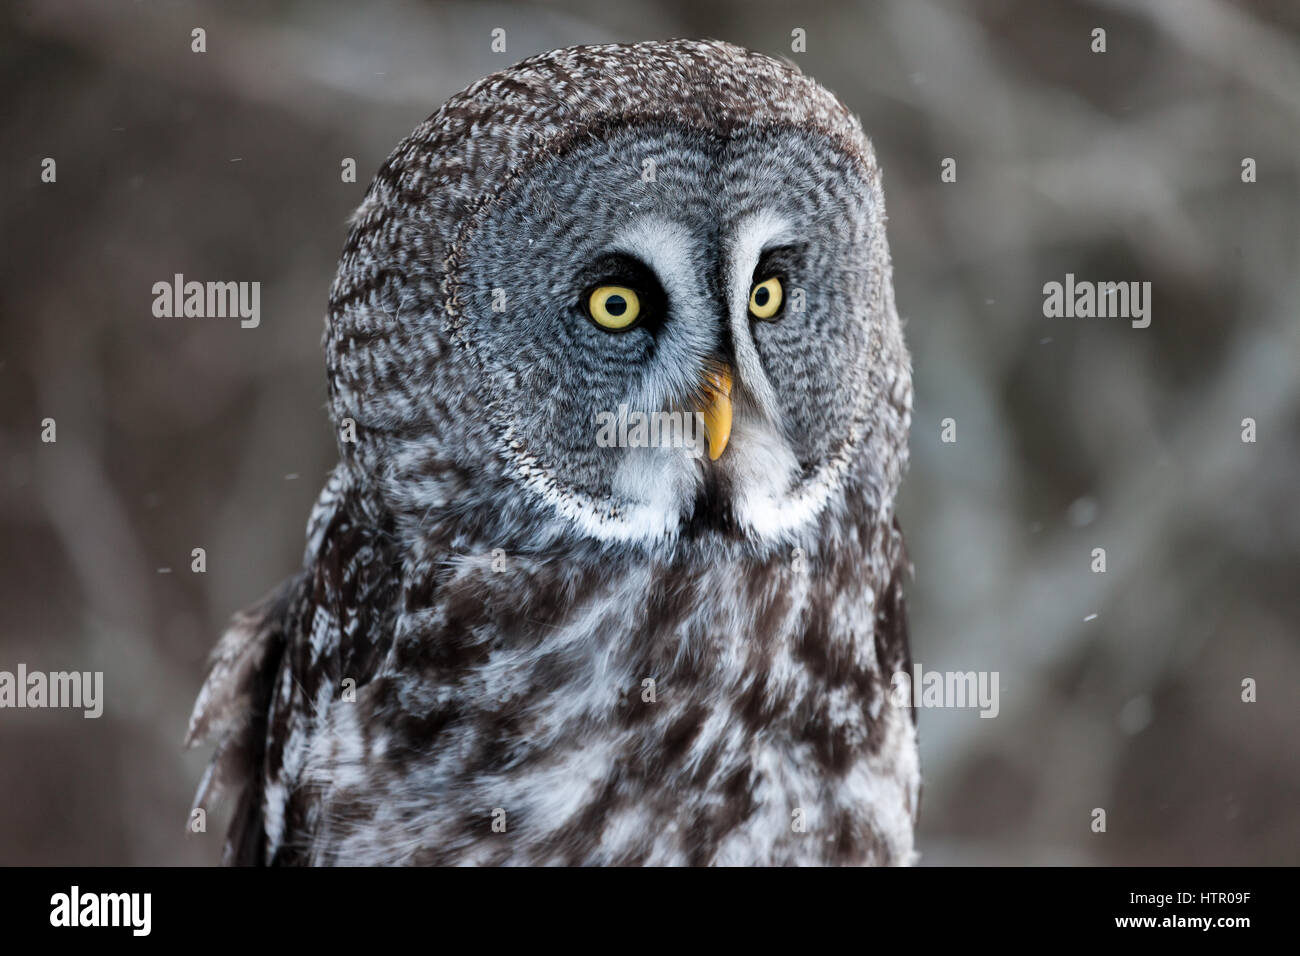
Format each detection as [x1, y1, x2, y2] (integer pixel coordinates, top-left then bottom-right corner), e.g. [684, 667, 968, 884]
[749, 276, 784, 320]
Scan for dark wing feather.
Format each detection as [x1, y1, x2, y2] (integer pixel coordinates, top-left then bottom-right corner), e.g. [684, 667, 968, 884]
[187, 466, 399, 864]
[186, 575, 300, 864]
[876, 513, 920, 824]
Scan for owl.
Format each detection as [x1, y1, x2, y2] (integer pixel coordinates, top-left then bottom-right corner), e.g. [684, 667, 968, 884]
[187, 38, 918, 866]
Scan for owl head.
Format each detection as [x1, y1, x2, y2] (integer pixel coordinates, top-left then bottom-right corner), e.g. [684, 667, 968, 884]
[326, 40, 911, 557]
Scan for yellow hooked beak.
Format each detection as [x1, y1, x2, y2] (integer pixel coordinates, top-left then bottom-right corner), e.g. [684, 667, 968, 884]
[699, 366, 733, 461]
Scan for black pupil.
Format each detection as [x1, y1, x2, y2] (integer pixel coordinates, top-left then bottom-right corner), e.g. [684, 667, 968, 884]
[754, 286, 770, 307]
[605, 294, 627, 316]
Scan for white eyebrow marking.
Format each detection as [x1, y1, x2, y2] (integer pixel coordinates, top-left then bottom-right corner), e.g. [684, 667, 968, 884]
[609, 216, 696, 304]
[607, 215, 715, 408]
[727, 210, 795, 421]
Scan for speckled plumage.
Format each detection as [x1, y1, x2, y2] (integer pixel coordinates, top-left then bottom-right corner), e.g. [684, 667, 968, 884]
[188, 38, 918, 866]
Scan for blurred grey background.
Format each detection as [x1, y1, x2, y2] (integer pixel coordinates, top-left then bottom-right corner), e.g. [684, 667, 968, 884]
[1, 0, 1296, 865]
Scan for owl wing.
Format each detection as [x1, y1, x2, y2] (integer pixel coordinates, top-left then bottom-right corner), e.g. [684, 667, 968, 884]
[877, 513, 920, 824]
[187, 465, 398, 864]
[185, 574, 298, 864]
[877, 515, 914, 697]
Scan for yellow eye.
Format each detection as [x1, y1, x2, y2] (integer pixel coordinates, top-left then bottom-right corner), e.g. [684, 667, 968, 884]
[749, 277, 784, 319]
[587, 285, 641, 330]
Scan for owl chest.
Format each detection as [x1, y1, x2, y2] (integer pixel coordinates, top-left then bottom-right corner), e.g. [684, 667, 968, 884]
[335, 558, 911, 864]
[462, 588, 903, 863]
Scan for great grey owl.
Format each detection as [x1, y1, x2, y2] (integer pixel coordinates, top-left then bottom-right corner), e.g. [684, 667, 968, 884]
[188, 38, 918, 866]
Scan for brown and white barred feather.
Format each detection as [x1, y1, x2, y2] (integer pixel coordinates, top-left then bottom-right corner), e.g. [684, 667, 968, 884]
[190, 465, 918, 865]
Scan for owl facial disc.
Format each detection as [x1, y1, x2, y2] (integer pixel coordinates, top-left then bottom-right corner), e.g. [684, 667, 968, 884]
[435, 116, 903, 547]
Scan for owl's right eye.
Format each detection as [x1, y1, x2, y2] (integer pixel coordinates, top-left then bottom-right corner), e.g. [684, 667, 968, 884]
[587, 285, 642, 330]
